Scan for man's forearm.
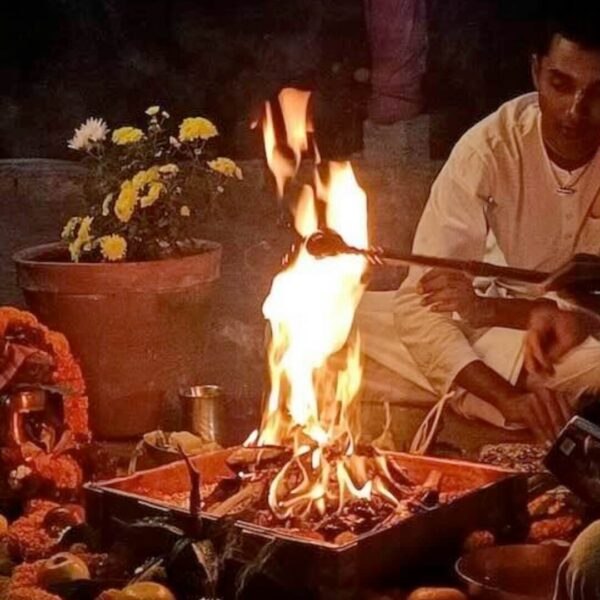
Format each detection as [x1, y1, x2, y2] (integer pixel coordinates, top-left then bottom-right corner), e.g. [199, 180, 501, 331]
[455, 359, 572, 441]
[478, 297, 555, 330]
[454, 359, 520, 409]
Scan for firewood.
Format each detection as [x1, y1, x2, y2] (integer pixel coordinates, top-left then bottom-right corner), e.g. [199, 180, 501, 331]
[372, 462, 412, 498]
[207, 480, 266, 517]
[226, 446, 291, 471]
[203, 477, 241, 508]
[415, 470, 443, 508]
[178, 446, 201, 520]
[385, 457, 417, 486]
[422, 470, 442, 491]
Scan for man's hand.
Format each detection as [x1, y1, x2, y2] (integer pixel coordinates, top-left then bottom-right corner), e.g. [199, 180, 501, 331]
[417, 268, 491, 327]
[455, 361, 573, 442]
[497, 388, 573, 443]
[525, 305, 591, 376]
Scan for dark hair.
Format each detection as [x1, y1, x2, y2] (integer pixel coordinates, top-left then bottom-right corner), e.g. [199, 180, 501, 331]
[534, 3, 600, 56]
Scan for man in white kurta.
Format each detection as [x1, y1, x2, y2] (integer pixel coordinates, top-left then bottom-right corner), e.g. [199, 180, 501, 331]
[358, 26, 600, 442]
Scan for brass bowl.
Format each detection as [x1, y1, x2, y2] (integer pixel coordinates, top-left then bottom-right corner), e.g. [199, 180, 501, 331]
[456, 544, 568, 599]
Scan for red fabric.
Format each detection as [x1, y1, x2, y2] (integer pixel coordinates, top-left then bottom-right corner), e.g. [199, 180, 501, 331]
[365, 0, 428, 122]
[0, 342, 47, 392]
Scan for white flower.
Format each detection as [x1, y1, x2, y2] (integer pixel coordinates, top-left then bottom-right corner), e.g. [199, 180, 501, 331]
[61, 216, 82, 239]
[67, 117, 109, 151]
[146, 105, 160, 116]
[161, 111, 170, 119]
[102, 193, 113, 216]
[158, 163, 179, 175]
[169, 136, 181, 149]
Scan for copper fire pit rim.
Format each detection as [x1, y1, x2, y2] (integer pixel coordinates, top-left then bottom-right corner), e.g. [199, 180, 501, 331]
[85, 446, 527, 551]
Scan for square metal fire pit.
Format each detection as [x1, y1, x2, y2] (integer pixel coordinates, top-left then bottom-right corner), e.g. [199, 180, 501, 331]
[85, 447, 528, 597]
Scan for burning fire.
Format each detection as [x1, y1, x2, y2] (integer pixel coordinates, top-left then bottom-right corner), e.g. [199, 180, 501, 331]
[246, 88, 405, 520]
[261, 88, 311, 198]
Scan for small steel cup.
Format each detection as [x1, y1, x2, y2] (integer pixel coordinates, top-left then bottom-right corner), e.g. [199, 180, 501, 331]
[179, 385, 225, 444]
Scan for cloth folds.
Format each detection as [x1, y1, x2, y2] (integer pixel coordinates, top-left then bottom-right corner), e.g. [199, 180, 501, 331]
[357, 289, 600, 429]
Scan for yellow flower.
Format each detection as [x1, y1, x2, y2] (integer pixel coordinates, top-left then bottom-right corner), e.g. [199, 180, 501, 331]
[112, 126, 144, 145]
[146, 166, 160, 181]
[99, 235, 127, 261]
[132, 167, 159, 190]
[180, 205, 191, 217]
[140, 181, 165, 208]
[158, 163, 179, 175]
[178, 117, 218, 142]
[145, 105, 160, 116]
[207, 157, 243, 180]
[131, 170, 147, 190]
[68, 216, 94, 262]
[68, 242, 81, 262]
[114, 180, 138, 223]
[101, 193, 113, 216]
[78, 216, 94, 243]
[61, 216, 82, 240]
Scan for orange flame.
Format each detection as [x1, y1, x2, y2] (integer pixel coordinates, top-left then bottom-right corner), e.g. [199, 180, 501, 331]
[261, 88, 311, 198]
[255, 88, 406, 520]
[258, 161, 368, 449]
[279, 88, 312, 166]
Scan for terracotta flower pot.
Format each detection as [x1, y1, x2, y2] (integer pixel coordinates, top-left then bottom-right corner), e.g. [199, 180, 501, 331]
[13, 241, 221, 439]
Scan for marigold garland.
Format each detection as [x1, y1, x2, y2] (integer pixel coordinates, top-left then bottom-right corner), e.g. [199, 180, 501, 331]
[8, 521, 111, 596]
[6, 500, 60, 561]
[0, 307, 89, 440]
[1, 309, 92, 595]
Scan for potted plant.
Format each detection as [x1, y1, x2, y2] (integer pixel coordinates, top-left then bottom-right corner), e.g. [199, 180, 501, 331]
[13, 107, 242, 438]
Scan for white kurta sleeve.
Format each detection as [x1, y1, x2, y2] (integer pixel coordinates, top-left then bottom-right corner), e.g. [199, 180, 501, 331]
[394, 141, 493, 395]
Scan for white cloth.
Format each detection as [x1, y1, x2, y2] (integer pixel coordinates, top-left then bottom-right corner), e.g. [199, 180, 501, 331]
[357, 92, 600, 427]
[358, 289, 600, 427]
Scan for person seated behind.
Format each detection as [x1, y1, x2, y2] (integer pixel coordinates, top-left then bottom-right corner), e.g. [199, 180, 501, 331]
[358, 3, 600, 442]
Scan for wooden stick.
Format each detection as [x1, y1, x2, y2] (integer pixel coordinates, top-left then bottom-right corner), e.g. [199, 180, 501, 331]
[178, 446, 202, 520]
[208, 480, 266, 517]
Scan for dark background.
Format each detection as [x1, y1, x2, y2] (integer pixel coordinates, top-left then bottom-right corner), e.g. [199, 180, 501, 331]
[0, 0, 543, 160]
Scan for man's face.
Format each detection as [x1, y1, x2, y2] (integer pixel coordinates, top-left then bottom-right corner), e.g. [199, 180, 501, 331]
[533, 34, 600, 164]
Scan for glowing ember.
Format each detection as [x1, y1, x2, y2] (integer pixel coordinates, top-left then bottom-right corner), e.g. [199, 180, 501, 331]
[241, 87, 415, 523]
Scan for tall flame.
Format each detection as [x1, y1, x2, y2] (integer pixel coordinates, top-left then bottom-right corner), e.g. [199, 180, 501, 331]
[279, 88, 312, 167]
[253, 88, 403, 519]
[261, 88, 312, 198]
[259, 160, 368, 450]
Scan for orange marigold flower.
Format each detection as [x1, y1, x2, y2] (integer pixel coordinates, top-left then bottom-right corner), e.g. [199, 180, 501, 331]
[30, 454, 83, 492]
[9, 559, 46, 589]
[7, 501, 59, 560]
[0, 307, 90, 441]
